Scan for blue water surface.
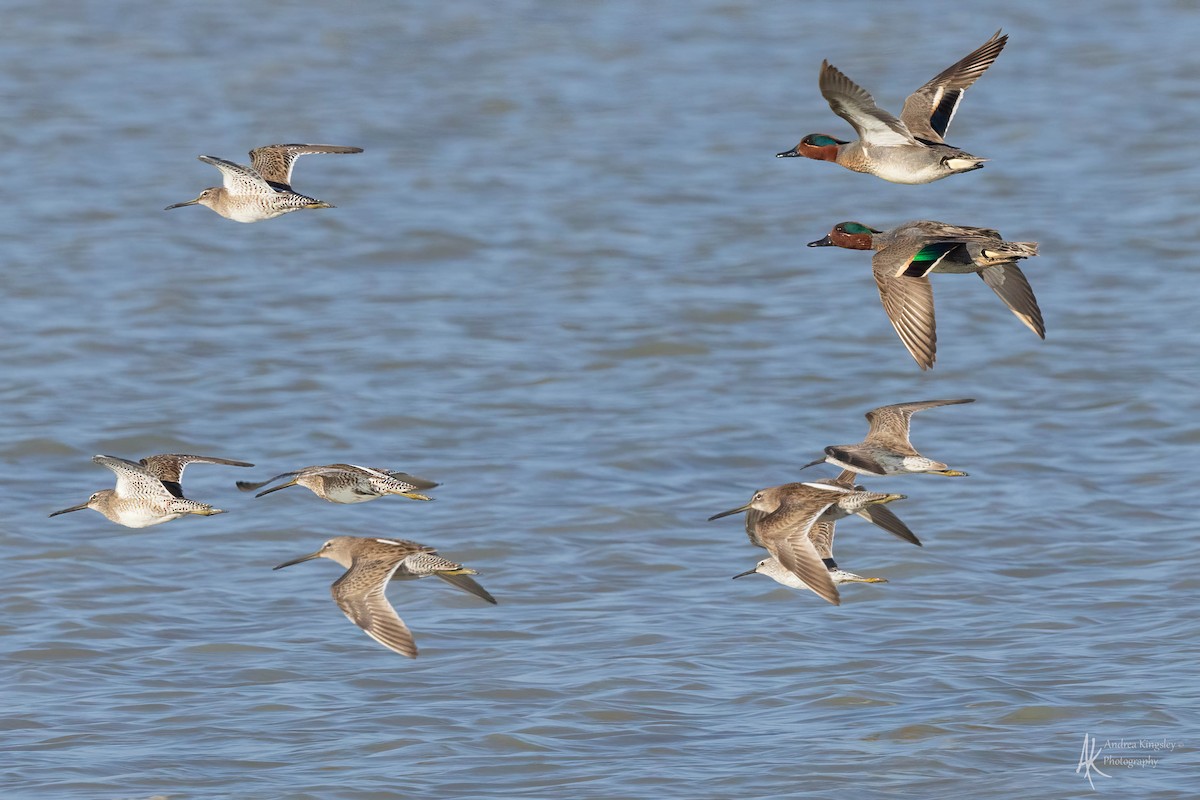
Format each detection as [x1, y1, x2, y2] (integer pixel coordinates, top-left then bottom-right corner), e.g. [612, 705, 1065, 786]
[1, 1, 1197, 797]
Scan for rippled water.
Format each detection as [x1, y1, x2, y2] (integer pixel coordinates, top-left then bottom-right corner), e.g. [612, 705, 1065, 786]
[2, 1, 1198, 797]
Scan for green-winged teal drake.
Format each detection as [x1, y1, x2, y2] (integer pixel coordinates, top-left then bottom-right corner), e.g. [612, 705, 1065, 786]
[777, 31, 1006, 184]
[808, 220, 1043, 370]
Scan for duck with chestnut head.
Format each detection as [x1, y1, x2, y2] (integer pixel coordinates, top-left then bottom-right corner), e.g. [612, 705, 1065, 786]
[808, 220, 1042, 370]
[777, 30, 1006, 184]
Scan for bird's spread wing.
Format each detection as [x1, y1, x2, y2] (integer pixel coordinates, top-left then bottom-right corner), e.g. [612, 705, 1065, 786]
[978, 265, 1045, 338]
[865, 399, 974, 448]
[807, 519, 837, 560]
[762, 495, 842, 605]
[872, 259, 937, 370]
[93, 455, 173, 499]
[140, 454, 253, 497]
[199, 155, 276, 194]
[435, 572, 498, 604]
[772, 523, 840, 605]
[249, 144, 363, 187]
[819, 61, 914, 146]
[854, 503, 921, 546]
[900, 31, 1007, 142]
[333, 558, 418, 658]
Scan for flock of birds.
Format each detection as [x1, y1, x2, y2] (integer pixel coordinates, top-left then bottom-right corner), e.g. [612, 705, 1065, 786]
[50, 456, 493, 658]
[710, 398, 974, 605]
[50, 29, 1039, 657]
[780, 29, 1044, 371]
[712, 30, 1042, 605]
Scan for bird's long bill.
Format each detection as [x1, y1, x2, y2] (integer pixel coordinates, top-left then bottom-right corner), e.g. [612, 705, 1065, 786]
[164, 197, 200, 210]
[731, 568, 757, 580]
[255, 479, 299, 498]
[707, 503, 751, 522]
[797, 456, 827, 470]
[48, 501, 89, 517]
[775, 146, 801, 158]
[273, 550, 323, 570]
[399, 491, 433, 501]
[806, 235, 834, 247]
[236, 472, 298, 493]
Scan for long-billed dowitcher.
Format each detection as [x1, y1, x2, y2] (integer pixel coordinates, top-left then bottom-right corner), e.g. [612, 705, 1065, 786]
[777, 30, 1006, 183]
[802, 399, 975, 477]
[273, 536, 496, 658]
[808, 220, 1042, 370]
[165, 143, 362, 223]
[708, 482, 904, 605]
[49, 454, 253, 528]
[236, 464, 437, 503]
[733, 518, 889, 597]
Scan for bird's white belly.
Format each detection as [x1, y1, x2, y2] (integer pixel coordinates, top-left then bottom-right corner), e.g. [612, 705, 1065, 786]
[759, 561, 812, 591]
[323, 485, 377, 504]
[109, 506, 175, 528]
[225, 206, 283, 224]
[867, 160, 945, 185]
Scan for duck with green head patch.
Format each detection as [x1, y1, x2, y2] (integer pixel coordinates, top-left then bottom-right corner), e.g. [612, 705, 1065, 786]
[808, 220, 1042, 370]
[777, 31, 1006, 184]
